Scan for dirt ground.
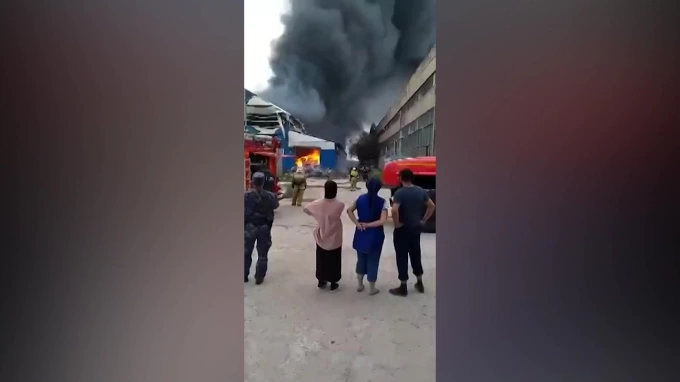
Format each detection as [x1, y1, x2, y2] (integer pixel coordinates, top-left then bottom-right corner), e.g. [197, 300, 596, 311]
[244, 178, 436, 382]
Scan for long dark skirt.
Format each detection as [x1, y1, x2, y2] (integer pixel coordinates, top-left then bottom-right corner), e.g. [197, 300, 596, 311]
[316, 245, 342, 283]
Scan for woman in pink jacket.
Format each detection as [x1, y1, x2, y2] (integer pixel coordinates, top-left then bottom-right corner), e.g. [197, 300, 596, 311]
[303, 180, 345, 292]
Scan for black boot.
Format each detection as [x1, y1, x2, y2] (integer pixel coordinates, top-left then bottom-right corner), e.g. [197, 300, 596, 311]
[389, 283, 408, 296]
[255, 277, 264, 285]
[415, 280, 425, 293]
[244, 276, 249, 283]
[318, 280, 328, 289]
[330, 282, 339, 292]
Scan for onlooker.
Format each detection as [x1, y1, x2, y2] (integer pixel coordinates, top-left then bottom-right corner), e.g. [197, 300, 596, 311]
[389, 169, 436, 296]
[303, 180, 345, 292]
[244, 172, 279, 285]
[347, 178, 388, 295]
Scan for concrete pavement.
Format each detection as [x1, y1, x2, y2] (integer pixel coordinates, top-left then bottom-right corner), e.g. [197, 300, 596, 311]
[245, 178, 436, 382]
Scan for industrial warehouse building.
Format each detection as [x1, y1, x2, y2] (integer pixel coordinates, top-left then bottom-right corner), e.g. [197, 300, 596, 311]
[376, 46, 436, 166]
[244, 89, 345, 172]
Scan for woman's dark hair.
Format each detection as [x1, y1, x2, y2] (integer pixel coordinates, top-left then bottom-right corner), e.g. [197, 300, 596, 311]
[324, 180, 338, 199]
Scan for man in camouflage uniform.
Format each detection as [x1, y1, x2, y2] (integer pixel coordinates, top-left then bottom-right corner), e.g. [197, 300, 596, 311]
[244, 172, 279, 284]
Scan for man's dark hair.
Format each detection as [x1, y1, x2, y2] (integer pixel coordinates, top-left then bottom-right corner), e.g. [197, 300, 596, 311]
[398, 168, 414, 183]
[252, 172, 265, 188]
[324, 180, 338, 199]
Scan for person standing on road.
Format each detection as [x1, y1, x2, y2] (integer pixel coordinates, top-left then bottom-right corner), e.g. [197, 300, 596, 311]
[361, 165, 369, 182]
[349, 167, 359, 191]
[389, 169, 436, 296]
[244, 172, 279, 285]
[291, 168, 307, 206]
[303, 180, 345, 292]
[347, 177, 388, 295]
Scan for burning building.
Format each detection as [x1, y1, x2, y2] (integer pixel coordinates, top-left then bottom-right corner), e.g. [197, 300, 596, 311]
[283, 130, 342, 171]
[244, 88, 343, 173]
[294, 147, 321, 167]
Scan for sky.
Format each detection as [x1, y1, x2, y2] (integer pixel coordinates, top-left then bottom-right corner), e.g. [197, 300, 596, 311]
[243, 0, 363, 156]
[243, 0, 287, 92]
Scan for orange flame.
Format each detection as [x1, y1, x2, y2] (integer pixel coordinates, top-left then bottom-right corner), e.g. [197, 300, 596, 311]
[295, 149, 321, 167]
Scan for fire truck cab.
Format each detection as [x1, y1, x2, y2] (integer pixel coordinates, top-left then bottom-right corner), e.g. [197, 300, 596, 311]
[382, 156, 436, 233]
[244, 134, 283, 198]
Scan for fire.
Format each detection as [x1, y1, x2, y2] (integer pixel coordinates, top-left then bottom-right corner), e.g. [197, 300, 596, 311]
[295, 149, 320, 167]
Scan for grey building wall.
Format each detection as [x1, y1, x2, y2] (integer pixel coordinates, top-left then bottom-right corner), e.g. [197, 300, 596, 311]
[376, 46, 436, 166]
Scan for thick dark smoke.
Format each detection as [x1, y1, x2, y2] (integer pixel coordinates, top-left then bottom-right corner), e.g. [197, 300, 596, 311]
[261, 0, 436, 144]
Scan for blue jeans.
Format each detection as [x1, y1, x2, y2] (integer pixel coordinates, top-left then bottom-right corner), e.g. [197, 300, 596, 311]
[356, 251, 381, 282]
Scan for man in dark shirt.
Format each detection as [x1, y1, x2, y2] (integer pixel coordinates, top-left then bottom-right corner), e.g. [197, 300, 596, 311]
[389, 169, 436, 296]
[244, 172, 279, 284]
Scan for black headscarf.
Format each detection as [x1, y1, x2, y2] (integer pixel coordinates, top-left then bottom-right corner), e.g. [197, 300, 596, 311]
[365, 177, 383, 210]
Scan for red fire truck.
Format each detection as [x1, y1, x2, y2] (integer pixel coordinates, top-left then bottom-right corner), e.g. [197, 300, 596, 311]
[244, 134, 283, 198]
[382, 156, 437, 232]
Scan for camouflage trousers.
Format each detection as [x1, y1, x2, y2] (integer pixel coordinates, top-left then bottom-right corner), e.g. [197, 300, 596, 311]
[245, 223, 272, 279]
[291, 185, 305, 206]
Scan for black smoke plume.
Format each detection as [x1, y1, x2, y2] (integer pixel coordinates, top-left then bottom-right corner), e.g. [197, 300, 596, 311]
[261, 0, 436, 144]
[349, 123, 381, 165]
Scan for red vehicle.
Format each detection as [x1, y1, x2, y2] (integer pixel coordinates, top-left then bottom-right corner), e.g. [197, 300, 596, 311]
[382, 156, 436, 232]
[244, 134, 283, 198]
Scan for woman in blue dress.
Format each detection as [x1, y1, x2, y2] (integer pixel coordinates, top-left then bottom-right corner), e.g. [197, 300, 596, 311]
[346, 177, 389, 295]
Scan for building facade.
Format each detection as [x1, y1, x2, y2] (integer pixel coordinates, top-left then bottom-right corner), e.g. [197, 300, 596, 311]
[376, 46, 436, 166]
